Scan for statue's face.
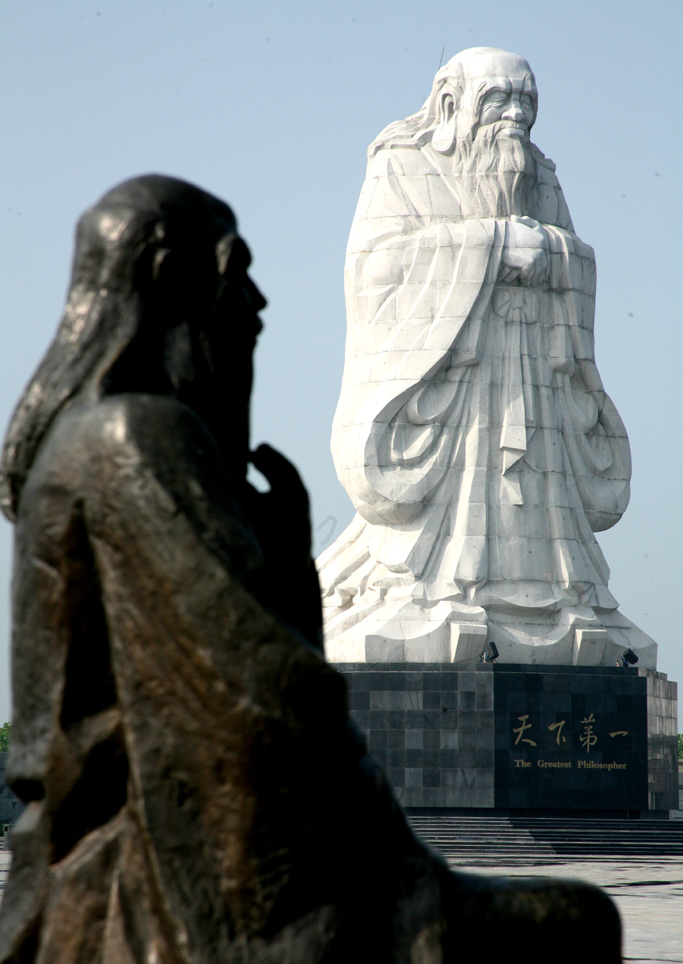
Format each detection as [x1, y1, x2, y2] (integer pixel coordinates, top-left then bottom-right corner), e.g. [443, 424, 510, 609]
[462, 51, 537, 140]
[213, 230, 265, 324]
[164, 223, 266, 474]
[156, 216, 265, 424]
[205, 228, 266, 386]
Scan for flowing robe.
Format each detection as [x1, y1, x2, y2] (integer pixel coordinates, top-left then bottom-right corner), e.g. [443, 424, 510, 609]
[0, 394, 462, 962]
[319, 142, 655, 666]
[1, 394, 621, 962]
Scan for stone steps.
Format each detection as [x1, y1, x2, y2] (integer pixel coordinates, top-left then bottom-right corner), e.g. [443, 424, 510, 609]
[408, 816, 683, 857]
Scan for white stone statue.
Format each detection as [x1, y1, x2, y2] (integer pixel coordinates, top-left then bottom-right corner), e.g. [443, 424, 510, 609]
[318, 47, 656, 668]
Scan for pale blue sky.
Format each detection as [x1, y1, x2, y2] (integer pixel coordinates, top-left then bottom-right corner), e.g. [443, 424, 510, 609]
[0, 0, 681, 722]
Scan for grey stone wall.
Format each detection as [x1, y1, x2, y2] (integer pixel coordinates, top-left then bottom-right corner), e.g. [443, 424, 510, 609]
[646, 673, 679, 811]
[0, 753, 23, 827]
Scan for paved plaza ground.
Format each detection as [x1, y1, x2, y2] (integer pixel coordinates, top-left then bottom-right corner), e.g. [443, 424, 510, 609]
[0, 851, 679, 961]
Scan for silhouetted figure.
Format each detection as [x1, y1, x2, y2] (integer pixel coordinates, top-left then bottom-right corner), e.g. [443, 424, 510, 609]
[0, 176, 621, 963]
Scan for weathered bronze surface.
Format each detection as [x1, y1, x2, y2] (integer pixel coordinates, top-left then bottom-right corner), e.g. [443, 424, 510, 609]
[0, 176, 621, 963]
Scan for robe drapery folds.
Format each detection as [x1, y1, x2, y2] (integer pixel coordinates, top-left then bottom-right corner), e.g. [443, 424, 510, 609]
[319, 143, 656, 667]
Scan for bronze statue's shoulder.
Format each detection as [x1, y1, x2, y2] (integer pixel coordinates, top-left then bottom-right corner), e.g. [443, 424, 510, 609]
[25, 394, 222, 508]
[52, 394, 214, 455]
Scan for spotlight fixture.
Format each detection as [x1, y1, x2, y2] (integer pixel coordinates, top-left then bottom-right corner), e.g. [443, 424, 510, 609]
[617, 648, 638, 668]
[480, 641, 499, 663]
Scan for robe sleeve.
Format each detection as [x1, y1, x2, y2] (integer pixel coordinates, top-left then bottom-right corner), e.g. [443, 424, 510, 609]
[332, 150, 503, 524]
[543, 226, 631, 531]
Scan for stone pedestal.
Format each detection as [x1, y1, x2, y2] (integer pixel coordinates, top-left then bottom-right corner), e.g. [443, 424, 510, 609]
[338, 663, 678, 815]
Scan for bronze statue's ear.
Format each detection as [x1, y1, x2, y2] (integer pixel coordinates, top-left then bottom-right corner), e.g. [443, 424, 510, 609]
[151, 220, 171, 281]
[152, 247, 171, 281]
[432, 92, 456, 154]
[215, 233, 237, 276]
[149, 246, 194, 320]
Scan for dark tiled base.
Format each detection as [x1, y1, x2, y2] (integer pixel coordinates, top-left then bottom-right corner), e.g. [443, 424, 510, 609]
[494, 666, 648, 810]
[337, 663, 678, 812]
[342, 664, 494, 808]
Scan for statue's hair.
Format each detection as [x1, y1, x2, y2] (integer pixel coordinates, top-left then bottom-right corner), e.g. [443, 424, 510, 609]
[368, 47, 529, 158]
[0, 175, 238, 521]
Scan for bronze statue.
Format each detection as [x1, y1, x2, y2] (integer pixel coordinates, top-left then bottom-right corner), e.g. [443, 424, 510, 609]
[0, 176, 621, 963]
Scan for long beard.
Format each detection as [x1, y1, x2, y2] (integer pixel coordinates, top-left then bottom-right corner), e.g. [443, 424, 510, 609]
[452, 123, 538, 219]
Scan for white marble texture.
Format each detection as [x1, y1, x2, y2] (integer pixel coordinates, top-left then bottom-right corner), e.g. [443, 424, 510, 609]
[318, 47, 656, 668]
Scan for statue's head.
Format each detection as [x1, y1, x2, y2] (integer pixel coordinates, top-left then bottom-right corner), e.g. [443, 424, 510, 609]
[429, 48, 537, 154]
[370, 48, 540, 220]
[370, 47, 537, 153]
[0, 175, 265, 520]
